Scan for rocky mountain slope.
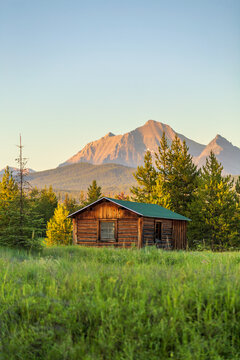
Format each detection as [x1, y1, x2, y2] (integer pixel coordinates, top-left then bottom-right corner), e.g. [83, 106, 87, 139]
[1, 121, 239, 195]
[60, 120, 240, 175]
[60, 120, 205, 168]
[194, 135, 240, 175]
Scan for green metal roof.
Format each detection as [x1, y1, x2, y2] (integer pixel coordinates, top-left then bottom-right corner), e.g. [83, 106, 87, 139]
[68, 196, 191, 221]
[104, 197, 191, 221]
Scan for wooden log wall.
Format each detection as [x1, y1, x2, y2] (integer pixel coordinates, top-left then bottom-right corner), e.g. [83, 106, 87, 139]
[75, 201, 139, 248]
[72, 218, 77, 245]
[118, 219, 138, 247]
[142, 218, 155, 246]
[142, 218, 173, 249]
[172, 220, 187, 249]
[161, 220, 173, 249]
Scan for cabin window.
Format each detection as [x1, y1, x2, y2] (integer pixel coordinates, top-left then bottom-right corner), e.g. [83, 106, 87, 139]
[155, 221, 162, 242]
[100, 221, 115, 241]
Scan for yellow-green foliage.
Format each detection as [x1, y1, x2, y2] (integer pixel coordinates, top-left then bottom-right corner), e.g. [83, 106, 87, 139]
[45, 203, 72, 246]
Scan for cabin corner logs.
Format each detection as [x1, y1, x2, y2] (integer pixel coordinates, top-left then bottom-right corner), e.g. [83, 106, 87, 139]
[71, 200, 187, 249]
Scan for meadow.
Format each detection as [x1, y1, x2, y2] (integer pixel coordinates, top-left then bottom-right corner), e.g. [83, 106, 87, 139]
[1, 246, 240, 360]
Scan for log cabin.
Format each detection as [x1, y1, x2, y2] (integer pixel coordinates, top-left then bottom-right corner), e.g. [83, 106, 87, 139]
[68, 197, 191, 249]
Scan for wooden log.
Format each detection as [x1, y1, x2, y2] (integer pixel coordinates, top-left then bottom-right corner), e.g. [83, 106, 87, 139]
[72, 218, 77, 245]
[77, 228, 97, 232]
[118, 226, 138, 230]
[77, 242, 135, 247]
[78, 233, 98, 238]
[137, 217, 143, 249]
[118, 236, 138, 240]
[143, 230, 155, 235]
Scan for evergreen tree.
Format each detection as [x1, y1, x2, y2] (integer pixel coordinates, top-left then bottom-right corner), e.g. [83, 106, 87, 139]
[188, 151, 239, 250]
[63, 193, 79, 214]
[0, 167, 19, 203]
[167, 136, 199, 215]
[29, 186, 58, 234]
[0, 168, 19, 246]
[79, 191, 86, 208]
[0, 137, 44, 249]
[150, 177, 172, 208]
[115, 192, 130, 201]
[235, 176, 240, 196]
[45, 204, 72, 246]
[155, 132, 169, 183]
[153, 134, 199, 215]
[130, 150, 157, 203]
[0, 168, 43, 249]
[86, 180, 102, 204]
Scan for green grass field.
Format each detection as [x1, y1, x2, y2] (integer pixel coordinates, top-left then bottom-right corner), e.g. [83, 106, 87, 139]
[1, 246, 240, 360]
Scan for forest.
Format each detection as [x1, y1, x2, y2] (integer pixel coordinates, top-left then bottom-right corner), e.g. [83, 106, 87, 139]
[0, 132, 240, 251]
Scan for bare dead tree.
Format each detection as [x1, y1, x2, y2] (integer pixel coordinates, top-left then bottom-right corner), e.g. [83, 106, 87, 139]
[15, 134, 29, 236]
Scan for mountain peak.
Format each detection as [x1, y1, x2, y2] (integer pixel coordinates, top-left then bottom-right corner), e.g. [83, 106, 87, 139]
[211, 134, 233, 148]
[59, 120, 240, 175]
[60, 119, 205, 168]
[144, 119, 169, 128]
[194, 134, 240, 174]
[145, 119, 157, 125]
[105, 132, 115, 137]
[214, 134, 226, 141]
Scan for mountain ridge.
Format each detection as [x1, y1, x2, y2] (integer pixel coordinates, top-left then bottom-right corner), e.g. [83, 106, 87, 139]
[60, 120, 206, 168]
[60, 120, 240, 175]
[193, 134, 240, 174]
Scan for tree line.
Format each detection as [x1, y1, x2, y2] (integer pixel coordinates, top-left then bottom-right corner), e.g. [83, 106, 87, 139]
[130, 133, 240, 250]
[0, 167, 103, 249]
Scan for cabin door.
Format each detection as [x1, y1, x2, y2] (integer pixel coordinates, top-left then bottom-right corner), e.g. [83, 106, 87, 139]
[155, 221, 162, 245]
[155, 221, 171, 249]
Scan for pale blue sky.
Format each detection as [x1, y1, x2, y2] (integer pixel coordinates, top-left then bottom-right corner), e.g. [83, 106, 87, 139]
[1, 0, 239, 170]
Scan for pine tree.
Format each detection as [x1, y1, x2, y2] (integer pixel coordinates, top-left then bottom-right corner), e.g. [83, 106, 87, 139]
[166, 136, 199, 215]
[86, 180, 102, 204]
[130, 150, 157, 203]
[0, 137, 44, 249]
[45, 204, 72, 246]
[235, 176, 240, 196]
[150, 177, 172, 208]
[0, 167, 19, 203]
[188, 151, 239, 250]
[63, 193, 79, 213]
[14, 136, 43, 248]
[29, 186, 58, 235]
[153, 134, 199, 215]
[79, 191, 86, 208]
[0, 167, 43, 249]
[115, 192, 130, 201]
[0, 168, 19, 246]
[155, 132, 169, 183]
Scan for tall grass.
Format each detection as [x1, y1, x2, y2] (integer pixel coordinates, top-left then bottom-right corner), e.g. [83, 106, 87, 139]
[1, 246, 240, 359]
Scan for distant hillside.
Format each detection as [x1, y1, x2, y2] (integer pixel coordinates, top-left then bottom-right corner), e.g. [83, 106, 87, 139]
[0, 167, 35, 176]
[28, 162, 137, 195]
[1, 162, 239, 198]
